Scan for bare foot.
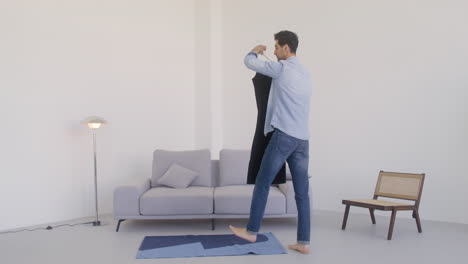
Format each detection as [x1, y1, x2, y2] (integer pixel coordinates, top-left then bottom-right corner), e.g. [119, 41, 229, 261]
[228, 225, 257, 243]
[288, 244, 310, 254]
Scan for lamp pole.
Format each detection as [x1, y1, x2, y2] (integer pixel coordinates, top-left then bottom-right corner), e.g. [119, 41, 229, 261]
[92, 130, 100, 226]
[82, 116, 106, 226]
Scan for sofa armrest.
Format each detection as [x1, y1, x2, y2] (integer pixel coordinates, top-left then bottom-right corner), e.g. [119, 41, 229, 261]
[113, 178, 151, 218]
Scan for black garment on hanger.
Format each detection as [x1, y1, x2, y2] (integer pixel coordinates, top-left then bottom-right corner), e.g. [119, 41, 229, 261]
[247, 73, 286, 185]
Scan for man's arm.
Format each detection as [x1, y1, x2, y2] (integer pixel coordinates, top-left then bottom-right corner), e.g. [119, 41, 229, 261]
[244, 45, 283, 78]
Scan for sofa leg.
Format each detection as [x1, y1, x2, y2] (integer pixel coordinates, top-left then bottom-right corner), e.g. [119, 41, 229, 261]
[116, 219, 126, 232]
[211, 219, 215, 231]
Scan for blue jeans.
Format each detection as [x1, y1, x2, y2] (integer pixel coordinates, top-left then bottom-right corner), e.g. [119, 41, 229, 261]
[246, 128, 311, 245]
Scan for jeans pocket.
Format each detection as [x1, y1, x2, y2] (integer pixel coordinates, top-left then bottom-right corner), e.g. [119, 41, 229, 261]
[275, 131, 296, 154]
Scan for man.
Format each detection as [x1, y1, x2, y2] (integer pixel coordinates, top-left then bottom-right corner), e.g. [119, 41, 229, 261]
[229, 30, 312, 255]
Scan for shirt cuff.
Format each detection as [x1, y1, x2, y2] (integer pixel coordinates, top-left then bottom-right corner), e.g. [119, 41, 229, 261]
[247, 51, 258, 58]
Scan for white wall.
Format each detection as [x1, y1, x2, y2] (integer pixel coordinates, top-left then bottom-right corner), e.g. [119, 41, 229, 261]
[194, 0, 224, 159]
[1, 0, 467, 231]
[0, 0, 197, 231]
[220, 0, 468, 224]
[194, 0, 212, 150]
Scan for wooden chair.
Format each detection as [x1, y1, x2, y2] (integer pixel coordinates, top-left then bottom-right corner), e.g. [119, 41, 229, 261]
[342, 171, 425, 240]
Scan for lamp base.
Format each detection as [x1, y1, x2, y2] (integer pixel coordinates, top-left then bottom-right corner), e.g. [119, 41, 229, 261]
[92, 221, 101, 226]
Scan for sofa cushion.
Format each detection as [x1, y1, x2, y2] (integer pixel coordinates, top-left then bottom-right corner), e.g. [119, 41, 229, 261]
[140, 186, 214, 215]
[214, 185, 286, 214]
[157, 163, 199, 189]
[151, 149, 211, 188]
[219, 149, 250, 186]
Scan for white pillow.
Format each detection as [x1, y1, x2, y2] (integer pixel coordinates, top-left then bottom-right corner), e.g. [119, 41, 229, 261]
[156, 163, 199, 189]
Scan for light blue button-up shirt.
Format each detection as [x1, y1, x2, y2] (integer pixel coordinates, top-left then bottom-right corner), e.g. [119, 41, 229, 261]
[244, 52, 312, 140]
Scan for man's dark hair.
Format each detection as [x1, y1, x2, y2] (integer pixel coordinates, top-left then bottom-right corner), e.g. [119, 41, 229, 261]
[274, 30, 299, 53]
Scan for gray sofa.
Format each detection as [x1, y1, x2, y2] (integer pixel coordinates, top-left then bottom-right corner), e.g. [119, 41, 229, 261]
[113, 149, 311, 232]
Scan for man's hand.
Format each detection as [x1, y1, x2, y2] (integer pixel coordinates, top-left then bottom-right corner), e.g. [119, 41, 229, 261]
[251, 45, 267, 55]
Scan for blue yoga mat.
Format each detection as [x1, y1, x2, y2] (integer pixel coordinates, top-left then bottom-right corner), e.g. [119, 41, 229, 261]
[136, 232, 287, 259]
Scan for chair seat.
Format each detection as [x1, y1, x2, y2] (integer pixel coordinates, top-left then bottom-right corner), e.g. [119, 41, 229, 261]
[343, 199, 414, 210]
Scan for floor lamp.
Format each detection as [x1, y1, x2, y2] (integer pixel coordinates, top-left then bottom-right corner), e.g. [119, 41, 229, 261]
[82, 116, 107, 226]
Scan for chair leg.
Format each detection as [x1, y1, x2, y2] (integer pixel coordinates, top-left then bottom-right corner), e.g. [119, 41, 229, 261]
[211, 219, 215, 231]
[369, 209, 376, 224]
[387, 209, 397, 240]
[414, 210, 422, 233]
[342, 205, 351, 230]
[116, 219, 126, 232]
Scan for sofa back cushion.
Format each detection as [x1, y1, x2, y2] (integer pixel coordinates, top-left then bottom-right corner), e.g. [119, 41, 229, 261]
[219, 149, 250, 186]
[151, 149, 211, 188]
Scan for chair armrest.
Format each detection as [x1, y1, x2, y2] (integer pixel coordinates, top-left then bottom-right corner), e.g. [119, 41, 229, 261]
[113, 178, 151, 218]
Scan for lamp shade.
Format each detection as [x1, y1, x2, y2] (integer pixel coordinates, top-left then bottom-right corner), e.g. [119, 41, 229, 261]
[82, 116, 107, 129]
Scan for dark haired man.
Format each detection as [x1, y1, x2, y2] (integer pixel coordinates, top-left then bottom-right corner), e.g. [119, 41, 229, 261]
[229, 30, 312, 254]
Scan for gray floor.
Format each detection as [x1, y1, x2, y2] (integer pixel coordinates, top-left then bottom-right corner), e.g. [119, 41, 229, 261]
[0, 210, 467, 264]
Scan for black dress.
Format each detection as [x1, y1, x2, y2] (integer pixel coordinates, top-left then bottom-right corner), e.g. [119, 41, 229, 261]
[247, 73, 286, 185]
